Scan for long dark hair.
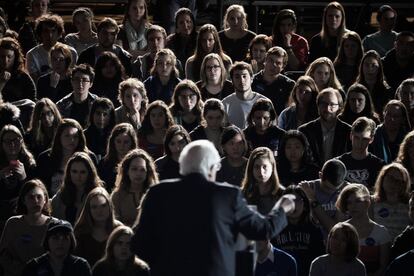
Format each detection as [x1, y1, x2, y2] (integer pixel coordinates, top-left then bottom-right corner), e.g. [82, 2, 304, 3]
[339, 83, 380, 124]
[277, 130, 315, 172]
[60, 152, 103, 206]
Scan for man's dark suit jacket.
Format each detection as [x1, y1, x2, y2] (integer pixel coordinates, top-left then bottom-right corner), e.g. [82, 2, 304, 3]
[298, 117, 351, 167]
[131, 173, 288, 276]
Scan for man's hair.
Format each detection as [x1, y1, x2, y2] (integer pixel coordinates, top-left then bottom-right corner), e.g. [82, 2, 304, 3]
[321, 159, 347, 186]
[179, 140, 221, 179]
[71, 63, 95, 83]
[145, 24, 167, 41]
[97, 17, 119, 33]
[376, 5, 396, 23]
[317, 88, 344, 109]
[229, 61, 253, 79]
[351, 116, 376, 138]
[266, 46, 288, 66]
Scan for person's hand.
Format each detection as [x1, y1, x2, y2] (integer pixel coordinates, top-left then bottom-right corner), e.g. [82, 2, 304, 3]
[0, 71, 11, 82]
[12, 160, 27, 181]
[275, 194, 296, 215]
[49, 71, 60, 88]
[0, 166, 13, 179]
[284, 33, 292, 48]
[251, 59, 258, 73]
[299, 181, 316, 201]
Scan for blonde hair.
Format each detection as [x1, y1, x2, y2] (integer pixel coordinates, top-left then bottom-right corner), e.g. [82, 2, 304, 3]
[223, 4, 248, 30]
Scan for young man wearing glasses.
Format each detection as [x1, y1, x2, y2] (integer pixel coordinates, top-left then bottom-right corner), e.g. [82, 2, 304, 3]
[298, 88, 351, 167]
[56, 64, 97, 128]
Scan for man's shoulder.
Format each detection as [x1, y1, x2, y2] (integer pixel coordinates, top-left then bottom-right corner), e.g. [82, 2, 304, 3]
[222, 93, 237, 104]
[298, 118, 320, 131]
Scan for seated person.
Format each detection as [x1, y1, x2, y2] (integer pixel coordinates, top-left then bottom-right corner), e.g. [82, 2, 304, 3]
[56, 64, 98, 128]
[251, 46, 295, 115]
[222, 61, 268, 129]
[22, 219, 92, 276]
[362, 5, 398, 57]
[26, 14, 77, 81]
[255, 239, 297, 276]
[337, 117, 384, 190]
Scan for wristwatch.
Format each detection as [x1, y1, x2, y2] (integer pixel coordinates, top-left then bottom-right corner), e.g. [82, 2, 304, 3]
[310, 200, 320, 209]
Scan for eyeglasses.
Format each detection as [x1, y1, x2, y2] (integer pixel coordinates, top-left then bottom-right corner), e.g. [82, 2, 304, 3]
[318, 101, 339, 109]
[2, 137, 23, 146]
[72, 78, 90, 83]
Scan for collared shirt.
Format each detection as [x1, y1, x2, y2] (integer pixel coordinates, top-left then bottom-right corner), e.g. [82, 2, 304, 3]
[321, 121, 336, 163]
[257, 244, 275, 264]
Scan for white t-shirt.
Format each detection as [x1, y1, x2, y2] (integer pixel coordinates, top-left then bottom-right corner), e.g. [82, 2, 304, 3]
[222, 92, 268, 129]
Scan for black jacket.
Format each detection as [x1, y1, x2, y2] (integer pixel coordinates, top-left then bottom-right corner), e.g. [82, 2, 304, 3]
[131, 173, 288, 276]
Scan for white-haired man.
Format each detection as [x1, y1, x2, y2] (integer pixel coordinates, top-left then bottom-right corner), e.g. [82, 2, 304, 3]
[131, 140, 295, 276]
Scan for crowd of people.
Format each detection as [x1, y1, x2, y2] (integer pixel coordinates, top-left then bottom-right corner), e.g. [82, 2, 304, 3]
[0, 0, 414, 275]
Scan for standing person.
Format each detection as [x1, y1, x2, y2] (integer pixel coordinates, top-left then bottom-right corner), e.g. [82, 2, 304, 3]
[362, 5, 398, 57]
[0, 179, 54, 276]
[21, 219, 92, 276]
[64, 7, 98, 55]
[309, 222, 366, 276]
[395, 79, 414, 127]
[271, 9, 309, 70]
[117, 0, 150, 59]
[222, 61, 269, 129]
[298, 88, 351, 167]
[219, 5, 256, 63]
[131, 140, 296, 276]
[251, 46, 296, 115]
[309, 1, 349, 62]
[166, 8, 197, 67]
